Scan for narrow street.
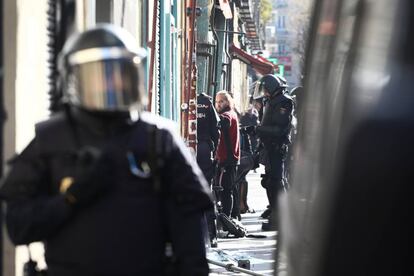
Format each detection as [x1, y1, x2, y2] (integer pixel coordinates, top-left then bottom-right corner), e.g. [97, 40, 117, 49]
[208, 167, 277, 275]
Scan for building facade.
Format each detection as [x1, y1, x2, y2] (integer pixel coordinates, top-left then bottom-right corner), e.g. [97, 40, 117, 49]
[264, 0, 312, 87]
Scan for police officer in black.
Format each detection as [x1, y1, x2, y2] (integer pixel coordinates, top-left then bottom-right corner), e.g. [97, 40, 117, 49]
[0, 24, 213, 276]
[253, 74, 294, 231]
[196, 92, 220, 246]
[197, 93, 220, 185]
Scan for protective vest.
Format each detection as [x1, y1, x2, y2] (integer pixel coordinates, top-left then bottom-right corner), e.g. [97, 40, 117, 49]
[258, 92, 294, 146]
[36, 112, 168, 275]
[197, 93, 220, 150]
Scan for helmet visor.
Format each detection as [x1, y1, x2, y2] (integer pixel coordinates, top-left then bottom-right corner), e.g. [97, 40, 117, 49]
[253, 80, 265, 100]
[66, 58, 142, 111]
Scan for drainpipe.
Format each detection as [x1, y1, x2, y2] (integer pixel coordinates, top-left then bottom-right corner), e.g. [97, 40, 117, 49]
[210, 6, 219, 101]
[196, 0, 209, 96]
[183, 0, 197, 150]
[47, 0, 75, 113]
[224, 19, 232, 92]
[147, 0, 159, 112]
[196, 46, 214, 96]
[211, 5, 226, 101]
[160, 0, 173, 118]
[0, 0, 4, 274]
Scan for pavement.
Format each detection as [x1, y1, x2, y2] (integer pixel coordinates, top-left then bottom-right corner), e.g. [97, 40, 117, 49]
[208, 166, 278, 276]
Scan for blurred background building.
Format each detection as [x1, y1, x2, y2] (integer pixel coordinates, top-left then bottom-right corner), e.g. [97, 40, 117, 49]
[263, 0, 312, 87]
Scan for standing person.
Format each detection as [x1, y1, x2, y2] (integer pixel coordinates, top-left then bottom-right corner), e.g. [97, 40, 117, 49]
[244, 102, 261, 153]
[253, 74, 294, 231]
[196, 92, 220, 246]
[214, 91, 240, 218]
[197, 92, 220, 186]
[236, 110, 259, 214]
[0, 25, 213, 276]
[251, 94, 272, 219]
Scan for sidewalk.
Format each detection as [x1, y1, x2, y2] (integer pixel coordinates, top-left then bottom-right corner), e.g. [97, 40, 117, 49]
[208, 167, 277, 275]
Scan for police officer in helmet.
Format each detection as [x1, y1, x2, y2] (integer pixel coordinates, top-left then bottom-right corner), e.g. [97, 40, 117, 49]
[253, 74, 294, 231]
[197, 93, 220, 185]
[196, 92, 220, 247]
[0, 24, 213, 276]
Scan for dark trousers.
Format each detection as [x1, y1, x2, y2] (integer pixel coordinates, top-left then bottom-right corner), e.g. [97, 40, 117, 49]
[217, 164, 237, 217]
[197, 141, 217, 239]
[264, 146, 287, 211]
[235, 151, 255, 214]
[196, 142, 215, 183]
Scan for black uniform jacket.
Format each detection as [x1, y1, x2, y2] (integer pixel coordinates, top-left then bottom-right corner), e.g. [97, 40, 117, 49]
[0, 109, 213, 276]
[257, 92, 294, 146]
[197, 93, 220, 150]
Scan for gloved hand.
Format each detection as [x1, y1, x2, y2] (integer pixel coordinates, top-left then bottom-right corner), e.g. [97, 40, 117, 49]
[252, 151, 260, 170]
[260, 174, 268, 189]
[64, 146, 114, 209]
[245, 125, 256, 135]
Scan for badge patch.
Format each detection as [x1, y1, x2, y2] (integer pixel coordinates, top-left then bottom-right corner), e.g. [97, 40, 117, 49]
[280, 107, 287, 114]
[60, 177, 74, 194]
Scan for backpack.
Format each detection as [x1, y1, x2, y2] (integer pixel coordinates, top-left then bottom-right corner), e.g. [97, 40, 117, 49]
[218, 213, 247, 238]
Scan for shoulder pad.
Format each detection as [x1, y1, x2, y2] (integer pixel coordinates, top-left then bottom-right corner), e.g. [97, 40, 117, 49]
[199, 92, 212, 100]
[271, 93, 293, 106]
[139, 112, 178, 134]
[137, 112, 181, 159]
[280, 92, 294, 102]
[198, 94, 213, 104]
[35, 112, 67, 134]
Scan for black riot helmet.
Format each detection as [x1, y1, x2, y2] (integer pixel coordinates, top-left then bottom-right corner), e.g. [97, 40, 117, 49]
[253, 74, 288, 99]
[58, 24, 146, 113]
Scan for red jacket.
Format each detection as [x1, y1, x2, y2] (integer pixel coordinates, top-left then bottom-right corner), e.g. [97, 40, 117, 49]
[216, 109, 240, 164]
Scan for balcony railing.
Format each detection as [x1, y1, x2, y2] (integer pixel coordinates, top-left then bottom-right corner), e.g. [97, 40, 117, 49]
[238, 0, 254, 21]
[236, 0, 263, 50]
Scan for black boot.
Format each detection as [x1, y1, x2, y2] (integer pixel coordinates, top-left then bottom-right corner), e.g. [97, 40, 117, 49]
[260, 206, 272, 219]
[208, 218, 218, 248]
[261, 216, 279, 231]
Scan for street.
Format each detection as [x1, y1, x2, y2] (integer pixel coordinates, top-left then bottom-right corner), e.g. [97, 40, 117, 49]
[208, 167, 278, 275]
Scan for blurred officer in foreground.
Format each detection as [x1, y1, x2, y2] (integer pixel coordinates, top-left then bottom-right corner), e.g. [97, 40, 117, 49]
[196, 92, 220, 246]
[254, 74, 294, 231]
[0, 24, 213, 276]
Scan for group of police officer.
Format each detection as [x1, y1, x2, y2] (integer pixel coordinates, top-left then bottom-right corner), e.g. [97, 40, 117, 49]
[0, 25, 295, 275]
[197, 75, 295, 238]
